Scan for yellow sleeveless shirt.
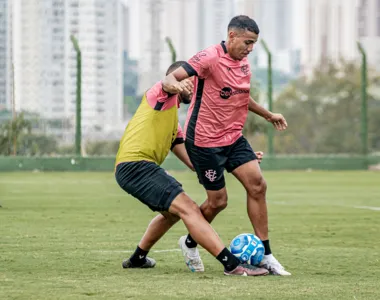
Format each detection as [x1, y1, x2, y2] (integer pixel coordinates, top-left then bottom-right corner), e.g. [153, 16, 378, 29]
[115, 93, 179, 167]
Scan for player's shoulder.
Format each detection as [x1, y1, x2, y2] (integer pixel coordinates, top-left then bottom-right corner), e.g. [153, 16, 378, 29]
[190, 43, 224, 64]
[146, 81, 162, 97]
[207, 42, 227, 60]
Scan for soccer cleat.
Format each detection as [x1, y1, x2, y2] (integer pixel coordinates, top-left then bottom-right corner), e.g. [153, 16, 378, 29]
[122, 257, 156, 269]
[224, 264, 269, 276]
[259, 254, 291, 275]
[178, 235, 205, 272]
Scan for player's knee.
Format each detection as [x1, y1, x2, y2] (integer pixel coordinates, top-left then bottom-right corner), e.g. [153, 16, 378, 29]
[162, 212, 180, 224]
[247, 176, 267, 198]
[180, 199, 202, 218]
[208, 192, 228, 212]
[210, 200, 228, 212]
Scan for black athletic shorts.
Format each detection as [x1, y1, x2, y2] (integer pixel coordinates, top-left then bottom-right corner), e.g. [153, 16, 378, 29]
[185, 136, 257, 191]
[115, 161, 184, 212]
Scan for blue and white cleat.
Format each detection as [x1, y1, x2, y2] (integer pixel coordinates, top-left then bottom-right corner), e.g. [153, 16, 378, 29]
[178, 235, 204, 272]
[259, 254, 291, 275]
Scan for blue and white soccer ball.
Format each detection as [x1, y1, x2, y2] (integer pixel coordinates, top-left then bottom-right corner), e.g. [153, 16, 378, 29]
[229, 233, 265, 266]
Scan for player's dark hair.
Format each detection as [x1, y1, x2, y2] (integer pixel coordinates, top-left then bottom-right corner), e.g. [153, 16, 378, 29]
[166, 61, 187, 75]
[228, 15, 260, 34]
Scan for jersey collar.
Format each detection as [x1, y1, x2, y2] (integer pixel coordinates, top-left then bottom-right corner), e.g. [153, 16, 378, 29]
[220, 41, 228, 54]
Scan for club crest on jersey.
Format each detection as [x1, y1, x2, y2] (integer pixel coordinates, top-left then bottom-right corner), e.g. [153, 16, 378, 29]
[190, 51, 207, 63]
[241, 64, 249, 75]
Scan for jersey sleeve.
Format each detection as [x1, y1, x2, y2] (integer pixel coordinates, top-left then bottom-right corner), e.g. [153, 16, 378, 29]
[183, 47, 219, 79]
[171, 123, 185, 150]
[146, 81, 174, 110]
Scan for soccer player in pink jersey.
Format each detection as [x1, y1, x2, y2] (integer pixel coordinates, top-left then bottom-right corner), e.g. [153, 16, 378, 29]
[162, 15, 291, 275]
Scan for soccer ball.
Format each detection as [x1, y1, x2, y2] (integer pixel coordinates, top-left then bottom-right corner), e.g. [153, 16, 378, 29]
[229, 233, 265, 266]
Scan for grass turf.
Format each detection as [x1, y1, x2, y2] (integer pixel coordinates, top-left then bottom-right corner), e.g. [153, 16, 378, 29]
[0, 171, 379, 300]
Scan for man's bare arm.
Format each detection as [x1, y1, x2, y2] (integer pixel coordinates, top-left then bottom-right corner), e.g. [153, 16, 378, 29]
[171, 143, 195, 171]
[162, 67, 191, 95]
[248, 96, 288, 131]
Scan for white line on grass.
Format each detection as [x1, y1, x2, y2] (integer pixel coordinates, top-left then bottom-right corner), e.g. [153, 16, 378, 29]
[353, 206, 380, 211]
[270, 201, 380, 211]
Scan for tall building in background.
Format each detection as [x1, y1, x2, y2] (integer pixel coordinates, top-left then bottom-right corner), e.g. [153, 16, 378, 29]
[65, 0, 124, 141]
[13, 0, 66, 121]
[198, 0, 235, 49]
[301, 0, 358, 73]
[235, 0, 298, 74]
[121, 1, 138, 120]
[121, 1, 130, 54]
[136, 0, 236, 93]
[12, 0, 124, 143]
[161, 0, 198, 75]
[0, 0, 11, 111]
[357, 0, 380, 70]
[253, 0, 293, 52]
[136, 0, 163, 93]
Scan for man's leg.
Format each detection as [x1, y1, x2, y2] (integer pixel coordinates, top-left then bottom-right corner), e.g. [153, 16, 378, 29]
[124, 213, 180, 268]
[170, 192, 268, 276]
[179, 188, 228, 272]
[232, 160, 291, 275]
[183, 188, 228, 247]
[232, 160, 268, 240]
[116, 161, 183, 269]
[180, 142, 231, 271]
[139, 213, 180, 250]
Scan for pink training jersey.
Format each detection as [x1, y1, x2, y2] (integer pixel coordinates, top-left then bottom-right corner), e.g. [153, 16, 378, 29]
[146, 81, 184, 139]
[183, 42, 251, 148]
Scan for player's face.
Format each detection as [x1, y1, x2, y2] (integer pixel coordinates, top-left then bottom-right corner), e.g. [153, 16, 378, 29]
[229, 29, 258, 60]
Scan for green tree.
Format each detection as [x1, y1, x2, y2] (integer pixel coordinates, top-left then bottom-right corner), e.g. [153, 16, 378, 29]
[274, 61, 380, 154]
[124, 95, 141, 116]
[85, 140, 120, 156]
[243, 80, 267, 137]
[18, 134, 58, 156]
[0, 113, 32, 155]
[0, 112, 60, 156]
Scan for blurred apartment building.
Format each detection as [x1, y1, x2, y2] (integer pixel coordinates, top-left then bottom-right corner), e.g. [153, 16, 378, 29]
[135, 0, 237, 93]
[11, 0, 125, 143]
[301, 0, 380, 73]
[0, 0, 11, 111]
[357, 0, 380, 70]
[235, 0, 299, 75]
[301, 0, 358, 73]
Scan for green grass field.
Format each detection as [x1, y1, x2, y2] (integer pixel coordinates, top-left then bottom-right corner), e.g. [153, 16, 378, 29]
[1, 171, 380, 300]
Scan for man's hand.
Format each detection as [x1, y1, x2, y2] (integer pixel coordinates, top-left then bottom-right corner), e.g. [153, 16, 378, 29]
[267, 113, 287, 131]
[172, 78, 194, 95]
[255, 151, 264, 164]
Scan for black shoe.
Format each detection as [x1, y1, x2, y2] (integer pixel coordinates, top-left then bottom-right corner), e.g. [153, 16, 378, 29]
[122, 257, 156, 269]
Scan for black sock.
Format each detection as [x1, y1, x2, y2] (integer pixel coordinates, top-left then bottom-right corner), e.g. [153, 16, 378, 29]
[216, 247, 240, 271]
[262, 240, 272, 255]
[185, 234, 198, 248]
[129, 246, 149, 266]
